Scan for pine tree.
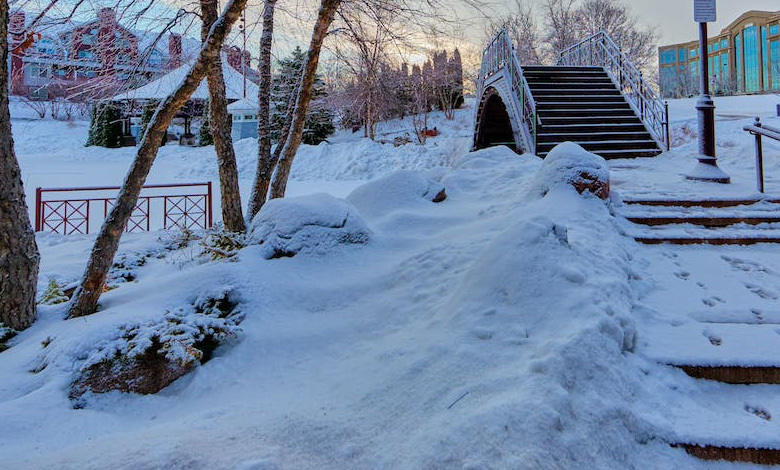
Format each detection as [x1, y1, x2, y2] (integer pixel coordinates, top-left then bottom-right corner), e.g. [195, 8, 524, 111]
[85, 103, 122, 148]
[198, 99, 213, 146]
[270, 47, 334, 145]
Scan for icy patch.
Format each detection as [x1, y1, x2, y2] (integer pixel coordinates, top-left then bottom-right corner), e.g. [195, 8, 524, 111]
[249, 194, 371, 259]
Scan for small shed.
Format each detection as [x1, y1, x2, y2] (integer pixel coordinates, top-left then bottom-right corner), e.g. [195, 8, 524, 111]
[227, 96, 259, 141]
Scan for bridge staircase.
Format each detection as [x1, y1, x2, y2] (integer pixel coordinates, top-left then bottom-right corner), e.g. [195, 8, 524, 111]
[474, 30, 670, 159]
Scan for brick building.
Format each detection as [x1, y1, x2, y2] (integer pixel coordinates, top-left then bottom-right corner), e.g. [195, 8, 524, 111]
[8, 8, 254, 100]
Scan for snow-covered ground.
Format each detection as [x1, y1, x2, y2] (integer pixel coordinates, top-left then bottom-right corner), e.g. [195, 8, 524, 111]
[2, 94, 780, 469]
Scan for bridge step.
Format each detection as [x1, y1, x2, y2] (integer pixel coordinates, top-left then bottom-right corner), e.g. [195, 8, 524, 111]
[538, 132, 653, 143]
[539, 123, 648, 133]
[537, 139, 658, 152]
[542, 116, 641, 124]
[539, 108, 637, 118]
[532, 88, 622, 96]
[523, 65, 604, 72]
[537, 102, 633, 110]
[526, 81, 618, 89]
[539, 148, 662, 159]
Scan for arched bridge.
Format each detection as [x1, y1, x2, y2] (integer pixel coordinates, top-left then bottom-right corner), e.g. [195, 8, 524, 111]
[473, 30, 670, 159]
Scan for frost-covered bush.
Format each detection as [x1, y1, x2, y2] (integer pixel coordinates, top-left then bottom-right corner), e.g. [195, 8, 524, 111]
[108, 251, 148, 286]
[70, 289, 242, 401]
[39, 279, 69, 305]
[347, 170, 446, 219]
[200, 230, 249, 261]
[0, 324, 18, 353]
[249, 194, 371, 259]
[529, 142, 610, 200]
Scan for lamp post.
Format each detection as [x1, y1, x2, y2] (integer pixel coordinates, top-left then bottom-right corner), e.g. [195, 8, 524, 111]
[686, 0, 730, 183]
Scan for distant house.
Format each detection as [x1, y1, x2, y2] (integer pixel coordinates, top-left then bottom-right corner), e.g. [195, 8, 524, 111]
[658, 10, 780, 98]
[7, 7, 256, 101]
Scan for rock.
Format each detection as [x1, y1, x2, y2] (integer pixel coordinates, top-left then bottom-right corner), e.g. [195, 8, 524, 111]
[249, 194, 371, 259]
[347, 170, 447, 219]
[530, 142, 610, 200]
[70, 338, 199, 400]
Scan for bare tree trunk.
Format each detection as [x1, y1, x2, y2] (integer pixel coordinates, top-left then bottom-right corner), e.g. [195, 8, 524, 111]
[68, 0, 249, 318]
[0, 0, 39, 331]
[201, 0, 246, 233]
[270, 0, 341, 199]
[247, 0, 278, 220]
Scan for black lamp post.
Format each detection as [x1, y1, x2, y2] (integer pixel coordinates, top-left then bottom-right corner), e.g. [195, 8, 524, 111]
[686, 0, 730, 183]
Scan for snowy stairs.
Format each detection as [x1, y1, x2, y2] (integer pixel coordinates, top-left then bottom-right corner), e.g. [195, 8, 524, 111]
[643, 322, 780, 465]
[523, 66, 663, 159]
[621, 198, 780, 245]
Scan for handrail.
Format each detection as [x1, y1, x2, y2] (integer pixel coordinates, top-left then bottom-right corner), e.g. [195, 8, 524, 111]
[743, 117, 780, 193]
[477, 28, 540, 154]
[557, 31, 670, 152]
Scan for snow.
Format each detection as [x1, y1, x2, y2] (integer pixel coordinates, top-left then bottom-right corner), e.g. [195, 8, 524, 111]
[4, 93, 780, 468]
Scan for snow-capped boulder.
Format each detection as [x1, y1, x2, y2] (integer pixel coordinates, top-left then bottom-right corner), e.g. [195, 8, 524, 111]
[250, 194, 371, 259]
[529, 142, 610, 200]
[347, 170, 446, 218]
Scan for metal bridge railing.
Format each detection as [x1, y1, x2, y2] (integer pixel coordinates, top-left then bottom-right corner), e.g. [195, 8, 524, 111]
[557, 31, 670, 151]
[743, 117, 780, 193]
[477, 28, 540, 154]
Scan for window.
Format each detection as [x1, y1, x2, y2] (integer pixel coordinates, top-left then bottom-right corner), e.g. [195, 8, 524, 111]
[81, 34, 96, 46]
[721, 39, 728, 49]
[771, 40, 780, 90]
[77, 49, 94, 60]
[679, 48, 687, 62]
[771, 24, 779, 36]
[744, 26, 759, 93]
[763, 27, 769, 91]
[690, 48, 698, 58]
[735, 33, 743, 92]
[27, 64, 49, 78]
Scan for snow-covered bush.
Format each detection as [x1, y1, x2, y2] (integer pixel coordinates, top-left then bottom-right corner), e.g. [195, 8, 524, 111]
[249, 194, 371, 259]
[38, 278, 69, 305]
[347, 170, 446, 219]
[70, 289, 242, 402]
[0, 324, 17, 353]
[200, 230, 249, 261]
[529, 142, 610, 200]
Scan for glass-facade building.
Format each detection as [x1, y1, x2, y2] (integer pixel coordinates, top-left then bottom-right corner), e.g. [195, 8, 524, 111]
[659, 10, 780, 98]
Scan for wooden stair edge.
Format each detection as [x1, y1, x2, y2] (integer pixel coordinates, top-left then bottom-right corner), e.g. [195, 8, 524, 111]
[627, 216, 780, 227]
[635, 236, 780, 246]
[623, 198, 780, 208]
[676, 443, 780, 465]
[677, 365, 780, 384]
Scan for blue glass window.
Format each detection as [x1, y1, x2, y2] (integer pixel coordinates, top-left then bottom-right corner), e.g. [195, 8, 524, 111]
[770, 25, 779, 36]
[735, 33, 743, 92]
[679, 48, 686, 62]
[721, 39, 728, 49]
[771, 40, 780, 90]
[744, 26, 759, 93]
[762, 27, 769, 91]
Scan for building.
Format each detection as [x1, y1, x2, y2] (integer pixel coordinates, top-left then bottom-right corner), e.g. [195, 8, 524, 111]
[658, 10, 780, 98]
[7, 8, 255, 101]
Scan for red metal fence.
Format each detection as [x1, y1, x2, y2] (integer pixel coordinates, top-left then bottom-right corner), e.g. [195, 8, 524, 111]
[35, 182, 213, 235]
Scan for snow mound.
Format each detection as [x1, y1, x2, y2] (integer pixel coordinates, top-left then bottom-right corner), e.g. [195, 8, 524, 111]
[529, 142, 610, 200]
[346, 170, 446, 218]
[249, 194, 371, 259]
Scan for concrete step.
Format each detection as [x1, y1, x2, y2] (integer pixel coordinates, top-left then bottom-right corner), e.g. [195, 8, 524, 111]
[627, 215, 780, 227]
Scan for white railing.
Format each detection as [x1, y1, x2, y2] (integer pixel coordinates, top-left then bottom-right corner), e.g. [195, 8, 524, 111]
[558, 31, 670, 151]
[477, 28, 539, 154]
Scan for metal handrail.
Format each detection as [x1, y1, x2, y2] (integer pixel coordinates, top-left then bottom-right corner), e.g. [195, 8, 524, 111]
[477, 28, 540, 154]
[557, 31, 670, 152]
[743, 117, 780, 193]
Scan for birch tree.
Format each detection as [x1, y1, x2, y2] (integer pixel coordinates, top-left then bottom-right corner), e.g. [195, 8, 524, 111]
[247, 0, 277, 220]
[201, 0, 246, 233]
[68, 0, 250, 317]
[0, 0, 40, 330]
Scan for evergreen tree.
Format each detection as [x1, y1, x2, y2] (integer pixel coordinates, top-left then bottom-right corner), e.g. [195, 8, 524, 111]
[271, 47, 334, 145]
[85, 102, 122, 148]
[198, 99, 214, 146]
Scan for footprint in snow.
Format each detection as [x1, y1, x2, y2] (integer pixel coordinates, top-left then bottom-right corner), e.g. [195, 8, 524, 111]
[744, 404, 772, 421]
[744, 283, 779, 300]
[702, 330, 722, 346]
[674, 271, 691, 280]
[751, 308, 765, 321]
[721, 255, 772, 274]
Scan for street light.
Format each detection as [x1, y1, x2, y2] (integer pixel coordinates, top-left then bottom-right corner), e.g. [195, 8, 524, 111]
[686, 0, 730, 184]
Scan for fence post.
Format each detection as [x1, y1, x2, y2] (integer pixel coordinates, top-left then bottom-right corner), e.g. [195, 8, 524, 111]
[34, 187, 42, 231]
[754, 117, 765, 193]
[664, 101, 671, 151]
[207, 182, 213, 228]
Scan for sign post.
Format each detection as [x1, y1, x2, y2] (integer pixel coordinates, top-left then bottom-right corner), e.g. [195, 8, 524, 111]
[687, 0, 730, 183]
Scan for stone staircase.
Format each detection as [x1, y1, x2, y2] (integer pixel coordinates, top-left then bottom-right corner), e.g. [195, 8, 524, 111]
[624, 197, 780, 464]
[523, 65, 663, 159]
[621, 198, 780, 245]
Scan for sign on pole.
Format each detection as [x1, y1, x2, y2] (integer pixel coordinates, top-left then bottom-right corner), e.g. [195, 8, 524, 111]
[694, 0, 716, 23]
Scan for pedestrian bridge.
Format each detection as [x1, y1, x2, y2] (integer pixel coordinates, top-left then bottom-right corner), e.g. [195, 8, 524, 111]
[473, 29, 670, 158]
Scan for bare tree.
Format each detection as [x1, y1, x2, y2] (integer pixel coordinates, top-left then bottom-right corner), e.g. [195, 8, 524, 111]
[576, 0, 657, 70]
[201, 0, 245, 233]
[247, 0, 278, 220]
[0, 0, 40, 331]
[542, 0, 579, 62]
[269, 0, 341, 200]
[68, 0, 250, 317]
[486, 0, 542, 65]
